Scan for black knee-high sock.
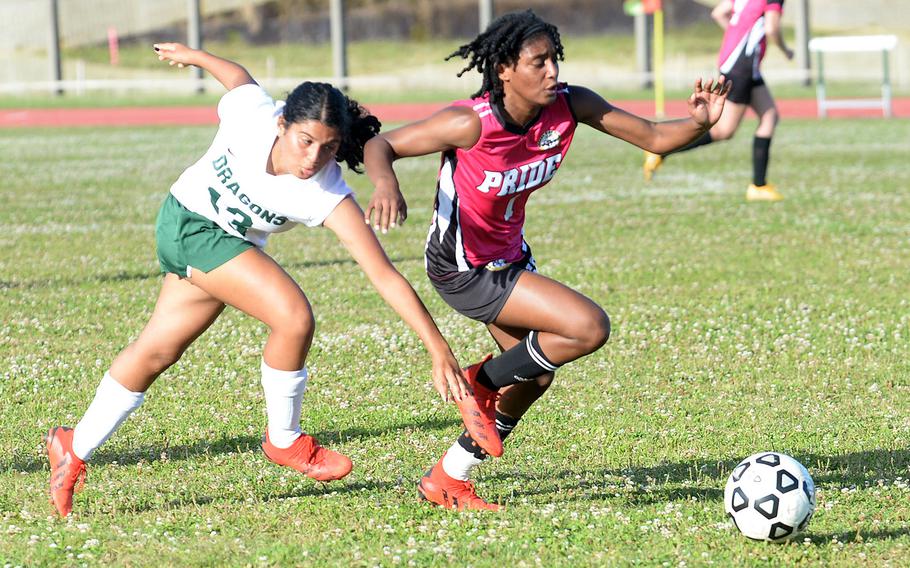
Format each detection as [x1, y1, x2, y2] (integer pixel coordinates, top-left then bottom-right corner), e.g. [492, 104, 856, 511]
[458, 412, 520, 459]
[663, 131, 713, 157]
[473, 331, 559, 391]
[753, 136, 772, 186]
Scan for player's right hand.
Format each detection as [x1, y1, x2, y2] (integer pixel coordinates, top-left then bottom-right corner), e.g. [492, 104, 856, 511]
[364, 183, 407, 234]
[153, 42, 196, 68]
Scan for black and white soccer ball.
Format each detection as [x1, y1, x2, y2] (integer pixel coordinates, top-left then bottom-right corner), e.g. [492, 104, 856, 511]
[724, 452, 816, 542]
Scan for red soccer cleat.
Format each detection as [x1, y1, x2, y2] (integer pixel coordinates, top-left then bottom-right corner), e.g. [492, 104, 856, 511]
[45, 426, 87, 518]
[417, 454, 500, 511]
[261, 431, 352, 482]
[455, 355, 503, 457]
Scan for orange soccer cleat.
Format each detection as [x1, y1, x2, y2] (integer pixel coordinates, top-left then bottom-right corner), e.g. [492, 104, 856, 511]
[261, 431, 352, 482]
[455, 355, 502, 457]
[45, 426, 87, 518]
[417, 454, 500, 511]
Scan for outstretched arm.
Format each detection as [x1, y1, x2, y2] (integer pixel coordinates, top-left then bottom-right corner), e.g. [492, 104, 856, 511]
[711, 0, 733, 30]
[153, 42, 255, 91]
[363, 105, 481, 233]
[570, 78, 730, 155]
[764, 9, 794, 60]
[322, 196, 471, 403]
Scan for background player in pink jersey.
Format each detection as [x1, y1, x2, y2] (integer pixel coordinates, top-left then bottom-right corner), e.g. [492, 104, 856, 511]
[644, 0, 794, 201]
[363, 10, 730, 510]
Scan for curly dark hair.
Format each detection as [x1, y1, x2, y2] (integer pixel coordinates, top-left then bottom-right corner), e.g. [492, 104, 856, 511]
[446, 9, 564, 106]
[283, 82, 381, 173]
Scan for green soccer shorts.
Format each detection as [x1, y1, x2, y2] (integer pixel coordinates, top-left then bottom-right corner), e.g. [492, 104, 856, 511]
[155, 194, 255, 277]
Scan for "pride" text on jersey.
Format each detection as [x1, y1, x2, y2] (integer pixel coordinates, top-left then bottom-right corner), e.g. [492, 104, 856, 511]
[475, 154, 563, 196]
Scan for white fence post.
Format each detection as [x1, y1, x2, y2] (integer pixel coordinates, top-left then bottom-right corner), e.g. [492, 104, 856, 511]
[479, 0, 494, 32]
[331, 0, 348, 91]
[48, 0, 63, 95]
[187, 0, 204, 93]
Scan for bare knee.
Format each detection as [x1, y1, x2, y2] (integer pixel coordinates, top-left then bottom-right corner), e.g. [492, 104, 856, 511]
[269, 298, 315, 343]
[756, 108, 780, 137]
[710, 126, 736, 141]
[573, 307, 611, 354]
[131, 340, 185, 376]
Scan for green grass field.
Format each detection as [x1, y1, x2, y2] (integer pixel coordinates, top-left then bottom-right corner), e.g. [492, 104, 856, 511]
[2, 116, 910, 566]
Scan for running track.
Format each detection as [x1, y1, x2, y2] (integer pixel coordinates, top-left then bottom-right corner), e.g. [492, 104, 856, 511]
[1, 98, 907, 128]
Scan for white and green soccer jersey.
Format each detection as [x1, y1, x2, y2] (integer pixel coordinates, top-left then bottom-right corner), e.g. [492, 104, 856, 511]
[168, 84, 353, 248]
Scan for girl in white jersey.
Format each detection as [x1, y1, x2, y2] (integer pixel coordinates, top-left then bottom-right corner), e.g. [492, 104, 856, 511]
[364, 10, 731, 510]
[45, 43, 471, 518]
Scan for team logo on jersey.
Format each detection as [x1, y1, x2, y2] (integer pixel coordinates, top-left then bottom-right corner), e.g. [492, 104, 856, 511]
[538, 130, 560, 150]
[484, 259, 512, 271]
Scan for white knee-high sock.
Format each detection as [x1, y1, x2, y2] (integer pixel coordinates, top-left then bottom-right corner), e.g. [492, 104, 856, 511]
[71, 372, 146, 461]
[260, 359, 308, 449]
[442, 441, 484, 481]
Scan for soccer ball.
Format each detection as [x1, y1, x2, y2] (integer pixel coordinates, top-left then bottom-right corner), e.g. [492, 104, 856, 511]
[724, 452, 816, 542]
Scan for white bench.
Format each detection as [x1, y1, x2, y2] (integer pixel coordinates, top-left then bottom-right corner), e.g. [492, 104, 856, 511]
[808, 35, 899, 118]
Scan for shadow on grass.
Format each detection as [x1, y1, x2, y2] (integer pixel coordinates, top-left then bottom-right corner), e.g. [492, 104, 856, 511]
[283, 255, 422, 272]
[0, 256, 422, 290]
[125, 479, 396, 514]
[4, 415, 460, 474]
[0, 270, 159, 290]
[482, 450, 910, 543]
[808, 526, 910, 544]
[489, 447, 910, 504]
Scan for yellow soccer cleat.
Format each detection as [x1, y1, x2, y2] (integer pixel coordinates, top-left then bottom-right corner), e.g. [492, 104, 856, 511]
[746, 183, 784, 202]
[643, 151, 663, 181]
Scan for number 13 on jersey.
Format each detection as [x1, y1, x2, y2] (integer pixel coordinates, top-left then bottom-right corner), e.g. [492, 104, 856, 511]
[208, 186, 253, 236]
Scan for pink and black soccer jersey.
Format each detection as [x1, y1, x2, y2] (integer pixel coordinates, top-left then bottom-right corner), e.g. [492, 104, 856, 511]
[718, 0, 784, 78]
[425, 86, 577, 278]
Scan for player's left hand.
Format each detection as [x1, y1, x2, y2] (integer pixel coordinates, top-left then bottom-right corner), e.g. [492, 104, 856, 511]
[430, 350, 472, 404]
[687, 76, 731, 129]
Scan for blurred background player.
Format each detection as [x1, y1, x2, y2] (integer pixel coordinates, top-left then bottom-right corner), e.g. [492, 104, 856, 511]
[44, 42, 472, 517]
[643, 0, 793, 201]
[363, 10, 730, 510]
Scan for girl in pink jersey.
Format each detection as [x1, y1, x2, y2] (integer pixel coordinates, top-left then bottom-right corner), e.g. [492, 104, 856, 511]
[363, 10, 731, 510]
[644, 0, 793, 201]
[44, 43, 471, 518]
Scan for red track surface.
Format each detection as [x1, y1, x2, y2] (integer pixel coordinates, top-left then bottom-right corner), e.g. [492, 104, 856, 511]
[1, 98, 907, 128]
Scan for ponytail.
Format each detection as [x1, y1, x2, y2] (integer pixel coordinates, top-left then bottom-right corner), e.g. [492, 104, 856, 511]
[338, 97, 381, 173]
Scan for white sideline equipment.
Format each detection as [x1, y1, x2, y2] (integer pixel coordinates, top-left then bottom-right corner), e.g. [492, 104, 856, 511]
[808, 35, 899, 118]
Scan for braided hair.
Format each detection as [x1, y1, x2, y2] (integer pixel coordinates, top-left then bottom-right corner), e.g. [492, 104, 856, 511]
[283, 82, 381, 173]
[446, 9, 564, 106]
